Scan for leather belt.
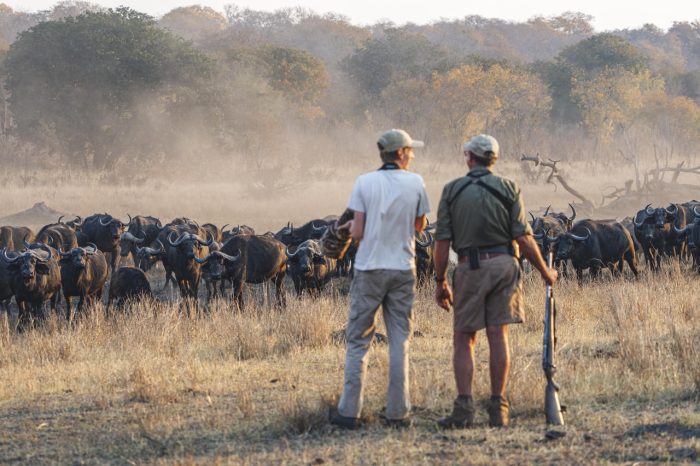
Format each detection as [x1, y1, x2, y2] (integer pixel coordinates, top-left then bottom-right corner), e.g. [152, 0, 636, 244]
[458, 252, 508, 264]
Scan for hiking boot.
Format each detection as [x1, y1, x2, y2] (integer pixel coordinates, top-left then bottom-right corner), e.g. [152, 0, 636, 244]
[329, 411, 360, 430]
[487, 396, 509, 427]
[437, 396, 475, 429]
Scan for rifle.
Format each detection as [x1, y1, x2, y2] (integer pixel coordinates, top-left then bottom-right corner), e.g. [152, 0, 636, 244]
[543, 252, 565, 425]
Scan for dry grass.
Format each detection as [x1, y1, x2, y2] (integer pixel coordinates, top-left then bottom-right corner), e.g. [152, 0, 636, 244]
[0, 166, 699, 464]
[0, 261, 699, 464]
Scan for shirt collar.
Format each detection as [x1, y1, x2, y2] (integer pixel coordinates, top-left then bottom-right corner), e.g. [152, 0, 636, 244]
[468, 166, 492, 175]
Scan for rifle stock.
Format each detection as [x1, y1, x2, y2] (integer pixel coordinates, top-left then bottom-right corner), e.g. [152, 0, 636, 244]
[543, 252, 564, 425]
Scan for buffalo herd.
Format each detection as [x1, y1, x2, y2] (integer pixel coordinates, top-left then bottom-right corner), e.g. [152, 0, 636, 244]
[0, 200, 697, 326]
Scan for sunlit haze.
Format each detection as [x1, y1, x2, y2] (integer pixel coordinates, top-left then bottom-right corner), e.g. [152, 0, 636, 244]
[7, 0, 700, 31]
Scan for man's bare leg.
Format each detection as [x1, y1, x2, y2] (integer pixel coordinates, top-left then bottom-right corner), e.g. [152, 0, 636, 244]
[486, 324, 510, 398]
[453, 330, 477, 396]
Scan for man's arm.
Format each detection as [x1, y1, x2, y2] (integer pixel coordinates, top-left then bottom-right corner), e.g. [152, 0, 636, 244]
[516, 234, 557, 286]
[433, 239, 453, 311]
[344, 211, 365, 241]
[415, 214, 427, 233]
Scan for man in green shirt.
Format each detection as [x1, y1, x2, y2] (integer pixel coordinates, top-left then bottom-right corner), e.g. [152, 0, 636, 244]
[433, 134, 557, 428]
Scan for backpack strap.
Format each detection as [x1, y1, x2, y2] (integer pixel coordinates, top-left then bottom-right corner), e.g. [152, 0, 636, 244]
[447, 171, 513, 212]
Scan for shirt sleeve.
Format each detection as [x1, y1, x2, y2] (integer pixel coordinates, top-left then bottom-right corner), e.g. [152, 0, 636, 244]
[416, 178, 430, 217]
[347, 176, 365, 213]
[510, 186, 532, 238]
[435, 183, 453, 241]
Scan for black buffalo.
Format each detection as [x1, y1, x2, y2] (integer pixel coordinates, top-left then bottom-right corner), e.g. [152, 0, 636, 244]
[633, 204, 686, 270]
[220, 234, 287, 310]
[286, 239, 336, 297]
[198, 242, 241, 301]
[222, 225, 255, 243]
[119, 215, 162, 267]
[134, 219, 201, 290]
[275, 219, 330, 247]
[36, 222, 79, 251]
[674, 205, 700, 273]
[0, 226, 35, 251]
[107, 267, 153, 310]
[549, 219, 638, 281]
[0, 255, 13, 313]
[167, 230, 213, 300]
[59, 245, 109, 320]
[415, 230, 435, 286]
[3, 244, 62, 325]
[81, 214, 127, 272]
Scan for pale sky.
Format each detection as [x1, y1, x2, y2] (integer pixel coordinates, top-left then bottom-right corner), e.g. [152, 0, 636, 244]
[7, 0, 700, 32]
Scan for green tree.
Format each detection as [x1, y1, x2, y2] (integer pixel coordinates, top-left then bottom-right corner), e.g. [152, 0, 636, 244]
[343, 28, 448, 100]
[5, 7, 212, 169]
[256, 46, 328, 107]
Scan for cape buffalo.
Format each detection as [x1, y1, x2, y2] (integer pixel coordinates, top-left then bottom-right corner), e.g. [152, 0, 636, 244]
[81, 214, 127, 272]
[167, 230, 213, 300]
[36, 222, 79, 251]
[286, 239, 336, 297]
[3, 244, 61, 326]
[220, 234, 287, 310]
[59, 245, 109, 320]
[0, 226, 35, 251]
[119, 215, 162, 267]
[415, 229, 435, 286]
[549, 219, 638, 281]
[107, 266, 153, 310]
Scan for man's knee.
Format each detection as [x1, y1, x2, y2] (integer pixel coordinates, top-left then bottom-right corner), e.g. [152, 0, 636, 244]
[485, 324, 508, 342]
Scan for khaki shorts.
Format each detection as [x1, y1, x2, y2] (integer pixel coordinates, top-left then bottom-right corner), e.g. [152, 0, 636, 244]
[452, 255, 524, 332]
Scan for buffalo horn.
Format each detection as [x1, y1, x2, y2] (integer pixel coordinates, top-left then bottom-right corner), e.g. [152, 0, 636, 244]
[85, 243, 98, 254]
[311, 221, 327, 231]
[121, 231, 145, 244]
[665, 204, 678, 215]
[57, 215, 65, 224]
[633, 211, 645, 227]
[1, 248, 20, 263]
[544, 205, 551, 216]
[674, 225, 690, 235]
[99, 215, 113, 226]
[533, 232, 544, 240]
[529, 212, 536, 223]
[168, 232, 188, 247]
[286, 245, 298, 258]
[127, 214, 133, 225]
[569, 227, 591, 242]
[694, 206, 700, 218]
[415, 231, 434, 248]
[568, 203, 577, 222]
[645, 204, 654, 215]
[216, 250, 241, 262]
[546, 232, 561, 243]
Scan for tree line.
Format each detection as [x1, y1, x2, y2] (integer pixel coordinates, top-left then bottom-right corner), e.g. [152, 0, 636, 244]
[0, 2, 699, 173]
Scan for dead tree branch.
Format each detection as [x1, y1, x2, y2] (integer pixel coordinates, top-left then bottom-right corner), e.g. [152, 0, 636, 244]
[520, 154, 595, 210]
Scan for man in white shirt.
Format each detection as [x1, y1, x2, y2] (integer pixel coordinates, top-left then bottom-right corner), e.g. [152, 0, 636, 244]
[332, 129, 430, 429]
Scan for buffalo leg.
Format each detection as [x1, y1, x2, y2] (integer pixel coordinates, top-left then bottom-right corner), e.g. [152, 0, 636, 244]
[64, 294, 73, 321]
[232, 280, 244, 311]
[274, 273, 286, 309]
[625, 250, 639, 278]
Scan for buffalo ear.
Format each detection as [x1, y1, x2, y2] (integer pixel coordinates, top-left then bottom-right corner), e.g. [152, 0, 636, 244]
[36, 263, 51, 275]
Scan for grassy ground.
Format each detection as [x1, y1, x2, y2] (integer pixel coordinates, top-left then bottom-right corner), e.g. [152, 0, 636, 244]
[0, 261, 699, 465]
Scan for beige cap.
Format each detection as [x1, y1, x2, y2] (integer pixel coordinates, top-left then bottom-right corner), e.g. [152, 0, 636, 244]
[464, 134, 499, 160]
[377, 129, 424, 153]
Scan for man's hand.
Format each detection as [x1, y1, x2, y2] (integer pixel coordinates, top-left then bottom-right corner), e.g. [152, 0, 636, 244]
[541, 267, 558, 286]
[435, 281, 453, 311]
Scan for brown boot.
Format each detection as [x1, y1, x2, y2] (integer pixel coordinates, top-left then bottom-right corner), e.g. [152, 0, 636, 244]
[437, 396, 475, 429]
[487, 396, 509, 427]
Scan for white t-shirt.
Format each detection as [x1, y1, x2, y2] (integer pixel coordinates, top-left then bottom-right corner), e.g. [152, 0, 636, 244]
[348, 168, 430, 271]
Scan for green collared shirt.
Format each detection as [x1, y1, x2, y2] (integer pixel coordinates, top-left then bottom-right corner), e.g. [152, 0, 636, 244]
[435, 167, 532, 252]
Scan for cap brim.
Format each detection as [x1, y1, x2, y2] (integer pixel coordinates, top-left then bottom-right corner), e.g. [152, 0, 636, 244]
[410, 140, 424, 148]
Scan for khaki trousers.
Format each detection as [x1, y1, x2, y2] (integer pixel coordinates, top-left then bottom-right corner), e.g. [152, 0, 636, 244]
[338, 269, 415, 420]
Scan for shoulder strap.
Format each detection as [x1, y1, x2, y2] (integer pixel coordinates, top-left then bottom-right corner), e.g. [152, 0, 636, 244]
[474, 179, 514, 211]
[447, 172, 513, 211]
